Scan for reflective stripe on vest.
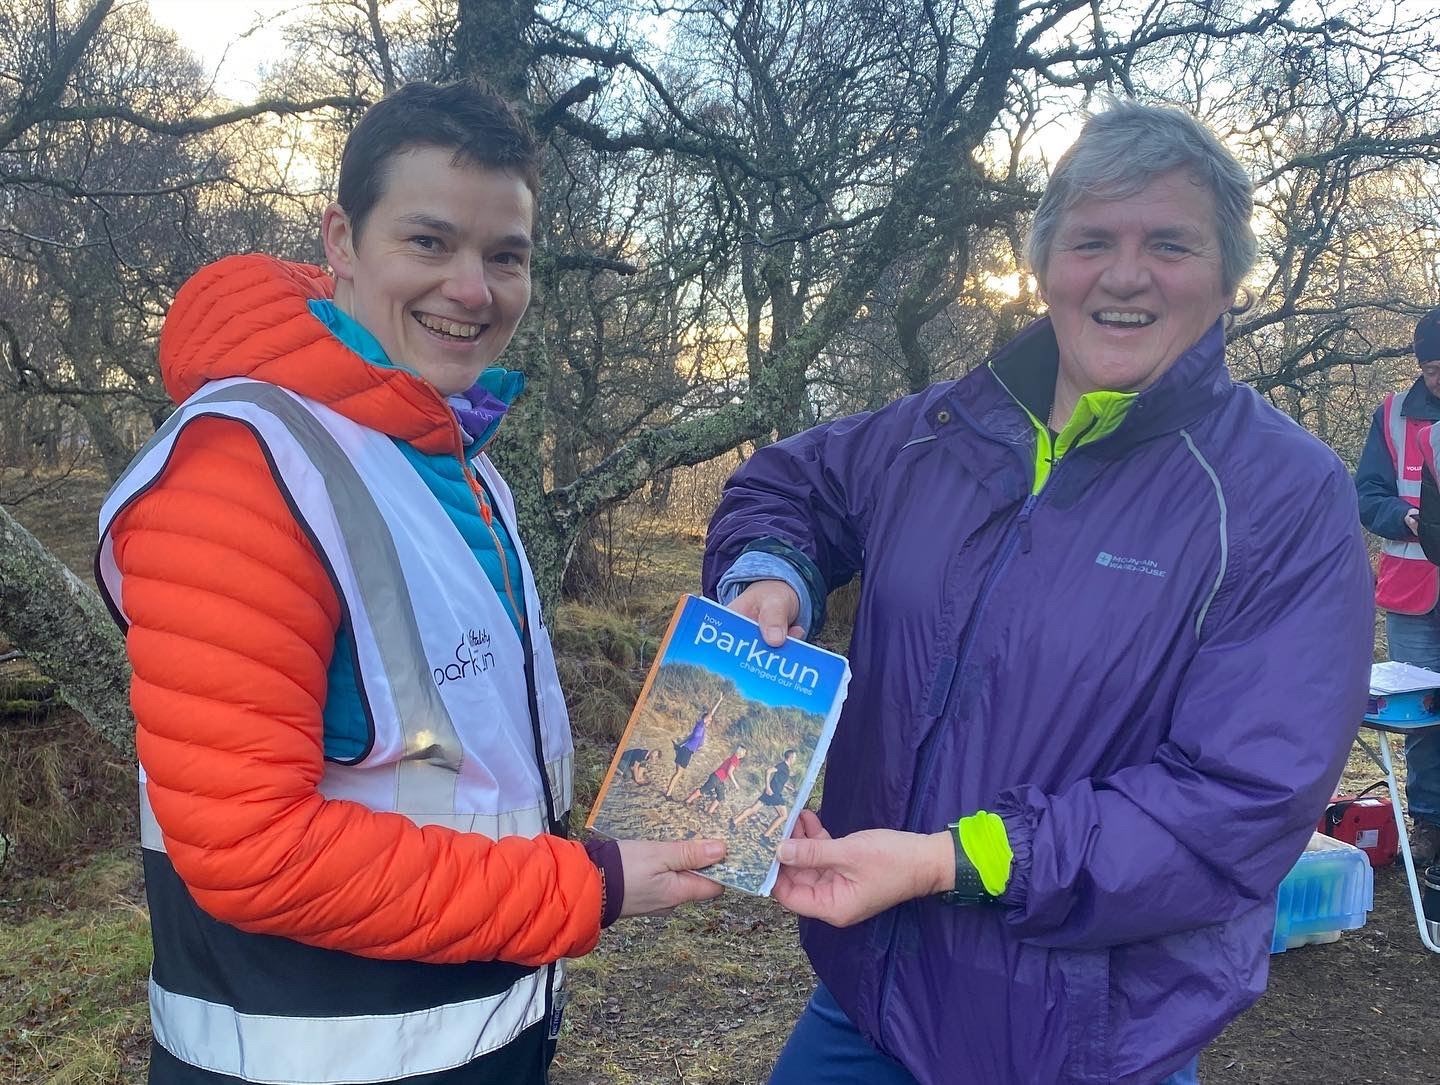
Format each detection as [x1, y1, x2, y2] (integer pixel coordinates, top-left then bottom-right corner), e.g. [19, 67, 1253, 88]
[1383, 391, 1423, 501]
[148, 963, 564, 1084]
[1375, 391, 1439, 613]
[98, 378, 575, 1081]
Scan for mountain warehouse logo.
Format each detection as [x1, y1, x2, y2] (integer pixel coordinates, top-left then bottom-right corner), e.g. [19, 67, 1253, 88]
[1095, 551, 1168, 578]
[434, 627, 495, 686]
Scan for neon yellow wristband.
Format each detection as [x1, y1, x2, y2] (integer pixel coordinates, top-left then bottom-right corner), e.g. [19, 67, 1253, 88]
[957, 810, 1013, 898]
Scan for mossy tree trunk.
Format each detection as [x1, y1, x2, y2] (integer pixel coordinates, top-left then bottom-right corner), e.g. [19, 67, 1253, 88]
[0, 505, 133, 756]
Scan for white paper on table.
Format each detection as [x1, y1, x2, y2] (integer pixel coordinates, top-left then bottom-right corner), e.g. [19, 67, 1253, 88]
[1369, 660, 1440, 695]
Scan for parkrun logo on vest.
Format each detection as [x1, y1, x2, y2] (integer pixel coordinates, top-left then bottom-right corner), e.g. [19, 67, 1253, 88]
[1095, 551, 1168, 579]
[434, 627, 496, 686]
[694, 616, 820, 691]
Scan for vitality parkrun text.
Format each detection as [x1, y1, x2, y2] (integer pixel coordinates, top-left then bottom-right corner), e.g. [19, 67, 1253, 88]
[694, 617, 820, 690]
[434, 628, 495, 686]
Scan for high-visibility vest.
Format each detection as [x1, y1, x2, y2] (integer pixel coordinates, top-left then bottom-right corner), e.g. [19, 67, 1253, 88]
[97, 377, 573, 1084]
[1375, 390, 1440, 614]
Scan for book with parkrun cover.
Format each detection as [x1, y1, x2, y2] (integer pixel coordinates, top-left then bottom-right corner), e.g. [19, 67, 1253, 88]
[586, 593, 851, 895]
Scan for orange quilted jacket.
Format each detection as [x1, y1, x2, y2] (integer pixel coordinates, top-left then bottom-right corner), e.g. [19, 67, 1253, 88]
[110, 254, 602, 965]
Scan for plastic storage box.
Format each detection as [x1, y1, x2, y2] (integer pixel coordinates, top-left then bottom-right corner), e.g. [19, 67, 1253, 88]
[1365, 687, 1439, 723]
[1271, 832, 1374, 953]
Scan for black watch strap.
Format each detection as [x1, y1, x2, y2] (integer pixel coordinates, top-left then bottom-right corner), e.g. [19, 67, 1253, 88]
[941, 822, 993, 906]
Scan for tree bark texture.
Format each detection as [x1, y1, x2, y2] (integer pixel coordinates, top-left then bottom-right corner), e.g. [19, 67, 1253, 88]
[454, 0, 535, 100]
[0, 505, 133, 757]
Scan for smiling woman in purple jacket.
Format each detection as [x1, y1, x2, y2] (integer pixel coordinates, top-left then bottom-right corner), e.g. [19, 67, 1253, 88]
[703, 100, 1374, 1085]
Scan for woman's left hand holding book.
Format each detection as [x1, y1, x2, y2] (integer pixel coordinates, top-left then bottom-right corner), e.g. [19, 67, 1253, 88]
[616, 837, 729, 917]
[726, 580, 806, 646]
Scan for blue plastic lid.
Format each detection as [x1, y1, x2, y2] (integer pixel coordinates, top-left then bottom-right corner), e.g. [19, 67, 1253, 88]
[1365, 688, 1440, 723]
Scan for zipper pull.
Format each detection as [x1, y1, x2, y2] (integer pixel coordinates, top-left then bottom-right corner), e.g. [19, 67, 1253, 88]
[461, 460, 494, 524]
[1017, 495, 1037, 554]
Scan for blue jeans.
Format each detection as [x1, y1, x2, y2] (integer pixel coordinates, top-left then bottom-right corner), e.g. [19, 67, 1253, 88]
[1385, 609, 1440, 824]
[768, 984, 1201, 1085]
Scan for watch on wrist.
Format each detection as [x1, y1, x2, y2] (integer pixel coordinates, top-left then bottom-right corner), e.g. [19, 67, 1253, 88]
[940, 820, 994, 906]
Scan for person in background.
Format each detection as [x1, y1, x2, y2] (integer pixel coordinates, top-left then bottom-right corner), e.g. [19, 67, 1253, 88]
[97, 80, 723, 1085]
[1358, 307, 1440, 866]
[705, 100, 1373, 1085]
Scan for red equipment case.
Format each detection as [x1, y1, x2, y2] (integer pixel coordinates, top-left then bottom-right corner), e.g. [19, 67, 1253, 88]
[1320, 784, 1398, 868]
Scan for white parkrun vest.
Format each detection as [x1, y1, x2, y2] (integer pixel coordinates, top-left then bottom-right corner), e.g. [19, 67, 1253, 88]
[97, 377, 575, 1084]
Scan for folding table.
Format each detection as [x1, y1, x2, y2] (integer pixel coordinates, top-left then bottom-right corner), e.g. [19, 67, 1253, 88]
[1358, 660, 1440, 954]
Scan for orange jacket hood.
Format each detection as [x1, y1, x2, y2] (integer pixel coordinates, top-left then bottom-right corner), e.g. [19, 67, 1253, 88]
[159, 253, 463, 456]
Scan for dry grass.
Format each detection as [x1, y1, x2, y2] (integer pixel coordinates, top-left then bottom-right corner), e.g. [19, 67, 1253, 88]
[554, 515, 722, 746]
[0, 892, 151, 1085]
[553, 602, 666, 746]
[0, 712, 137, 896]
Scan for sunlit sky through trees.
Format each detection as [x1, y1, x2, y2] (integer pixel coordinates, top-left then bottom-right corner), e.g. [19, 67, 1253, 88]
[148, 0, 312, 97]
[132, 1, 1440, 394]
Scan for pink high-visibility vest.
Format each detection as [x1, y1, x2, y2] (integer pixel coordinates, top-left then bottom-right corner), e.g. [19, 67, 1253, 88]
[1376, 391, 1439, 614]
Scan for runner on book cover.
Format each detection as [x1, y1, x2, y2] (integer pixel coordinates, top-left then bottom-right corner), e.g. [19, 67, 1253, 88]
[665, 694, 724, 797]
[617, 747, 662, 785]
[730, 749, 798, 842]
[685, 746, 748, 814]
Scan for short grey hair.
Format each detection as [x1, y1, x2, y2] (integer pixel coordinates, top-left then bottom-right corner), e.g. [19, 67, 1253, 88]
[1025, 99, 1257, 296]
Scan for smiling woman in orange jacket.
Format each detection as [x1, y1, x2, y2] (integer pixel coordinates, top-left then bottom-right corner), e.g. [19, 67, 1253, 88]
[97, 81, 724, 1085]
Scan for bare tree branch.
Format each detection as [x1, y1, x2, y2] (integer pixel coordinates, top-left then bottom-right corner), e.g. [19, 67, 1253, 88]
[0, 0, 115, 150]
[38, 95, 369, 137]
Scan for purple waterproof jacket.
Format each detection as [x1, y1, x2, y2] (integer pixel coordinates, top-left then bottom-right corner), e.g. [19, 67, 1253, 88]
[703, 319, 1373, 1084]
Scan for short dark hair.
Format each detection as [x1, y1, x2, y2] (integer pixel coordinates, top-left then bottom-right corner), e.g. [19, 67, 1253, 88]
[783, 748, 797, 760]
[336, 80, 541, 241]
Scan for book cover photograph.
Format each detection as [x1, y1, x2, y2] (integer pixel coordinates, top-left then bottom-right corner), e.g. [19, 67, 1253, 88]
[586, 594, 851, 895]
